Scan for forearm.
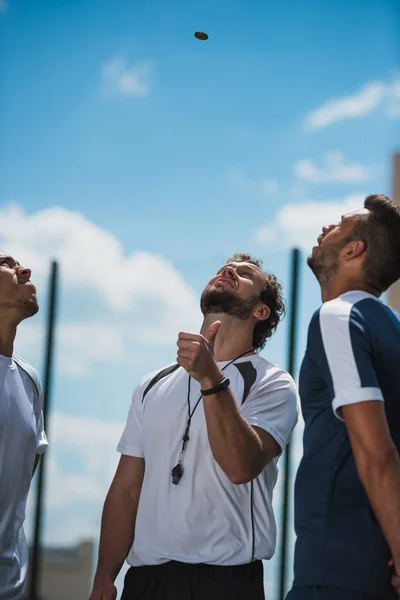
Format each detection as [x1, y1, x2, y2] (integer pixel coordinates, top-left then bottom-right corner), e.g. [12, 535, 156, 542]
[201, 374, 265, 483]
[94, 484, 140, 585]
[357, 447, 400, 566]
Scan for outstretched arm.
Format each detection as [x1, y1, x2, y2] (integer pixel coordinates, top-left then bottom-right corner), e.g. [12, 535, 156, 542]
[89, 455, 145, 600]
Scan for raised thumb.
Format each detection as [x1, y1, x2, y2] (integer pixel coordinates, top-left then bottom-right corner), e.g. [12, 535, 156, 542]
[207, 321, 221, 345]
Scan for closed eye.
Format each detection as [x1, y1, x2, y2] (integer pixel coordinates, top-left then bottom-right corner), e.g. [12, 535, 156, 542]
[0, 257, 17, 268]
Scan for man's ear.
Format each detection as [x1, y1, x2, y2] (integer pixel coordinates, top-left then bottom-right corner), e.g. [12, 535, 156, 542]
[343, 240, 366, 261]
[253, 303, 270, 322]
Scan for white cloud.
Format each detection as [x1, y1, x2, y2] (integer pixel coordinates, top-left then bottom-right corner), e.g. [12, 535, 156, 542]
[101, 57, 155, 98]
[0, 0, 8, 12]
[16, 321, 126, 377]
[305, 77, 400, 129]
[293, 152, 374, 184]
[47, 412, 123, 507]
[26, 412, 123, 546]
[255, 193, 365, 251]
[254, 224, 277, 245]
[0, 204, 198, 315]
[0, 204, 201, 374]
[227, 169, 279, 196]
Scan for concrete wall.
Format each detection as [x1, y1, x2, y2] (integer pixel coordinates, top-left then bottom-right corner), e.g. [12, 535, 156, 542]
[24, 540, 94, 600]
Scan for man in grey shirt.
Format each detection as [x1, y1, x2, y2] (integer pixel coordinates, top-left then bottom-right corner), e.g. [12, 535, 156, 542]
[0, 251, 48, 599]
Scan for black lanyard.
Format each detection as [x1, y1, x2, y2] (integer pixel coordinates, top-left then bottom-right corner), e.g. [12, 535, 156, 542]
[171, 348, 255, 485]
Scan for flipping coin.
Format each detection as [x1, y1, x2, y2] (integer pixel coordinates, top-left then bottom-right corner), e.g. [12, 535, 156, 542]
[194, 31, 208, 40]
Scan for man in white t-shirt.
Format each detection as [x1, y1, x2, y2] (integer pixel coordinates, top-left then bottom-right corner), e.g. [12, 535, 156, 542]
[0, 251, 48, 600]
[90, 252, 298, 600]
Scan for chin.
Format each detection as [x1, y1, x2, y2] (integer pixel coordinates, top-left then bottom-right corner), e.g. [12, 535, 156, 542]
[307, 254, 315, 269]
[21, 298, 39, 319]
[307, 255, 322, 282]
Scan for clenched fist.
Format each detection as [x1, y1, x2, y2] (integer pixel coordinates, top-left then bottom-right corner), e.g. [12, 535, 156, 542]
[176, 321, 223, 388]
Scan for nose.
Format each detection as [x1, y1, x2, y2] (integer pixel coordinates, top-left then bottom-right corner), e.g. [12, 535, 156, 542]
[220, 265, 235, 279]
[16, 266, 31, 283]
[322, 224, 335, 234]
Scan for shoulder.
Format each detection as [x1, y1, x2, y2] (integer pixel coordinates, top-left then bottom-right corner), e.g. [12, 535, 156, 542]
[135, 362, 181, 399]
[12, 353, 43, 397]
[390, 306, 400, 319]
[321, 291, 383, 318]
[320, 295, 354, 319]
[317, 296, 353, 338]
[256, 355, 294, 383]
[242, 357, 298, 429]
[252, 356, 298, 398]
[318, 292, 380, 335]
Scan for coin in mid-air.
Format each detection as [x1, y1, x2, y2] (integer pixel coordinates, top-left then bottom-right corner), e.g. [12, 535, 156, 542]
[194, 31, 208, 40]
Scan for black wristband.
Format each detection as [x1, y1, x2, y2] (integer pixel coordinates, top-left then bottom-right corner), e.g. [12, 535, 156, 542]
[201, 377, 230, 396]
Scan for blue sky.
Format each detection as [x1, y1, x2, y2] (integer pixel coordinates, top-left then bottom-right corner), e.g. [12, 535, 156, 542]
[1, 0, 399, 597]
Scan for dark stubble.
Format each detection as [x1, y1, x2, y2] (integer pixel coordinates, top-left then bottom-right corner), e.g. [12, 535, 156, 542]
[308, 237, 352, 287]
[18, 296, 39, 319]
[200, 287, 259, 319]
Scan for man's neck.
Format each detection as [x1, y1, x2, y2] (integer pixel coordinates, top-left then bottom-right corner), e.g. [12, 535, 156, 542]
[200, 314, 256, 362]
[320, 277, 380, 303]
[0, 321, 17, 358]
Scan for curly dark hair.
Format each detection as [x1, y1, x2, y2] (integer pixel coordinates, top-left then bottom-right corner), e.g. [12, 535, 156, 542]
[225, 253, 285, 350]
[349, 194, 400, 293]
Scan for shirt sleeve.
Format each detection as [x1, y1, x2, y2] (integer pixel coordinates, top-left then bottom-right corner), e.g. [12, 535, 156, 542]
[35, 407, 49, 455]
[241, 369, 299, 452]
[117, 385, 144, 458]
[33, 380, 48, 455]
[319, 301, 383, 419]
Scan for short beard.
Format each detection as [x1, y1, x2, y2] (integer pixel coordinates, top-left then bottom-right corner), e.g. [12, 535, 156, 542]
[307, 242, 346, 288]
[200, 287, 258, 319]
[18, 298, 39, 320]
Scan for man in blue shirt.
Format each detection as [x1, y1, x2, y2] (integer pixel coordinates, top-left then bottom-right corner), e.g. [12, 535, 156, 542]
[288, 194, 400, 600]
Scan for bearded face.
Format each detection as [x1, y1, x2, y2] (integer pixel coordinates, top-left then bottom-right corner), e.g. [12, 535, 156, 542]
[308, 211, 369, 288]
[200, 286, 259, 319]
[308, 227, 361, 288]
[0, 254, 38, 322]
[307, 243, 343, 288]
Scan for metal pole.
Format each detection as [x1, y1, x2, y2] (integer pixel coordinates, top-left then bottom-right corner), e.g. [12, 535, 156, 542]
[278, 248, 301, 600]
[29, 261, 59, 600]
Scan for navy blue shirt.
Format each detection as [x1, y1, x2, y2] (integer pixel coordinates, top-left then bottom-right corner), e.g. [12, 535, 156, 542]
[293, 291, 400, 597]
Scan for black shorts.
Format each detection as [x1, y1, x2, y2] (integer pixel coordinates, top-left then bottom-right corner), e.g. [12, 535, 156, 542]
[286, 585, 394, 600]
[121, 560, 265, 600]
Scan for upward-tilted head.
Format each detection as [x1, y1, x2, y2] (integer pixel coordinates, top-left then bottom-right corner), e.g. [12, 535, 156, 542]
[200, 252, 285, 350]
[308, 194, 400, 295]
[0, 252, 38, 323]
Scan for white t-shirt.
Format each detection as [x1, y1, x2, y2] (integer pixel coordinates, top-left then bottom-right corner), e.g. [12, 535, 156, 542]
[118, 354, 298, 567]
[0, 354, 48, 600]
